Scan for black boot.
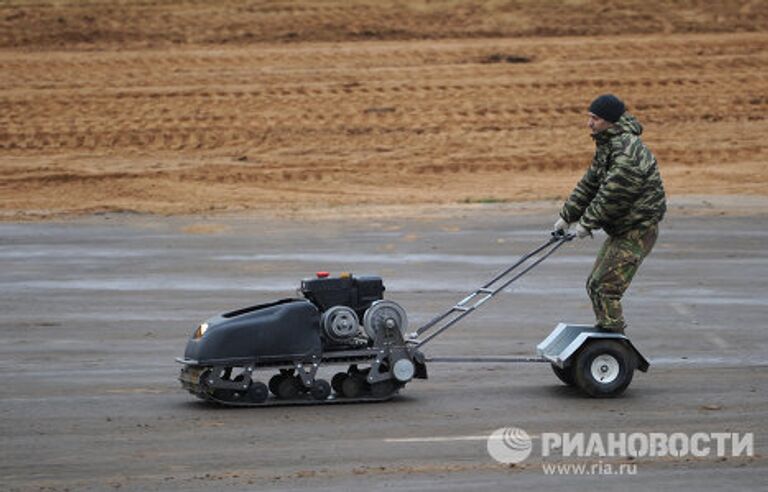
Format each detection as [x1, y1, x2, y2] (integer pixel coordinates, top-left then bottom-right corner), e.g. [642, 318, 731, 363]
[594, 323, 625, 335]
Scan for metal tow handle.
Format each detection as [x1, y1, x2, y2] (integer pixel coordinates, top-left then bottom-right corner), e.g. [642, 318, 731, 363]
[411, 231, 574, 348]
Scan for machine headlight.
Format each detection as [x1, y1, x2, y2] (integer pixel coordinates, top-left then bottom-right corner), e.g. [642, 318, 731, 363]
[194, 322, 209, 339]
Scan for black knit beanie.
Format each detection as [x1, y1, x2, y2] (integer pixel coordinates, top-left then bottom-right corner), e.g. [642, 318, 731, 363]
[588, 94, 625, 123]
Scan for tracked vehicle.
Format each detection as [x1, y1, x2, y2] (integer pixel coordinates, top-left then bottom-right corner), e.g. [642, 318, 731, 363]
[177, 232, 649, 405]
[178, 273, 426, 405]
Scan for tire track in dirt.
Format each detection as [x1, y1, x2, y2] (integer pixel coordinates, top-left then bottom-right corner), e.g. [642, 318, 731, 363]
[0, 21, 766, 218]
[2, 0, 767, 49]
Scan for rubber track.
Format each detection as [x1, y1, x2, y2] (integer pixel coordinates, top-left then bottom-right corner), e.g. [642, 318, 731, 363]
[183, 382, 399, 407]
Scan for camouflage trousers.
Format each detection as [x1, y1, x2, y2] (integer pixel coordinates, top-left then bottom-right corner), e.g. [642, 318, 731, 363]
[586, 224, 659, 334]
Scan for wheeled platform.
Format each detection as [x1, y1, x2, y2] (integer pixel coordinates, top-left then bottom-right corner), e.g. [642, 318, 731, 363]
[537, 323, 649, 397]
[424, 323, 650, 398]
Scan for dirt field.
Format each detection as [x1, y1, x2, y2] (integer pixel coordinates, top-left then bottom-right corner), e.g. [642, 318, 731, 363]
[1, 0, 767, 220]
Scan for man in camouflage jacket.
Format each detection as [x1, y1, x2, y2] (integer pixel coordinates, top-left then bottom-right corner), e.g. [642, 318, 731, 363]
[554, 94, 666, 334]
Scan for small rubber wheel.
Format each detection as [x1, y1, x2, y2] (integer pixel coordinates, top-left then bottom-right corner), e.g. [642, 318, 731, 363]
[331, 372, 348, 394]
[551, 363, 576, 386]
[370, 380, 396, 398]
[199, 369, 213, 389]
[276, 376, 302, 399]
[268, 374, 284, 396]
[573, 340, 636, 398]
[340, 375, 365, 398]
[310, 379, 332, 401]
[246, 381, 269, 403]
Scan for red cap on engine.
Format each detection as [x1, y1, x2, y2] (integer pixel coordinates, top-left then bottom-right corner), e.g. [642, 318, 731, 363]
[316, 271, 330, 278]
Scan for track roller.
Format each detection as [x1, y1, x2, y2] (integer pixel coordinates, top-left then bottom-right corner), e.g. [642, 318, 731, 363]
[268, 374, 283, 396]
[340, 374, 366, 398]
[310, 379, 332, 400]
[245, 381, 269, 403]
[276, 375, 303, 399]
[331, 372, 348, 394]
[370, 380, 396, 398]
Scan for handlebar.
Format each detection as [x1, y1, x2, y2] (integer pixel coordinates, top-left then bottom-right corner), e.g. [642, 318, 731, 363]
[411, 231, 575, 348]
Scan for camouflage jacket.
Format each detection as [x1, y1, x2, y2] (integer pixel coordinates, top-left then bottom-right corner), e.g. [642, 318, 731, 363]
[560, 113, 666, 237]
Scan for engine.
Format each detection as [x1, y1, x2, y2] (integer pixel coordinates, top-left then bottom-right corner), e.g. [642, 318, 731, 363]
[300, 272, 407, 347]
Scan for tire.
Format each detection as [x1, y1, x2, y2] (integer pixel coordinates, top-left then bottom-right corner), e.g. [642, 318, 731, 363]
[268, 374, 283, 396]
[245, 381, 269, 403]
[331, 372, 348, 394]
[573, 340, 636, 398]
[370, 379, 396, 398]
[198, 369, 213, 389]
[310, 379, 331, 401]
[276, 376, 302, 399]
[551, 363, 576, 386]
[340, 374, 365, 398]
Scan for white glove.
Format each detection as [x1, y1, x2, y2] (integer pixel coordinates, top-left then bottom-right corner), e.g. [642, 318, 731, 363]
[575, 223, 591, 239]
[553, 217, 570, 232]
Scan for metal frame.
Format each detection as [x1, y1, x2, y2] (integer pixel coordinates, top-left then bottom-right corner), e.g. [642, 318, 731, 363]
[412, 231, 574, 348]
[537, 322, 650, 371]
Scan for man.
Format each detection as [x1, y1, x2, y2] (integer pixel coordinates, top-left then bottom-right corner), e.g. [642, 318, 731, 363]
[554, 94, 666, 334]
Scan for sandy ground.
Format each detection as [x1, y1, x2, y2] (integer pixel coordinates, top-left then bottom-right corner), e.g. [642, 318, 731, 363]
[1, 1, 767, 220]
[1, 207, 767, 491]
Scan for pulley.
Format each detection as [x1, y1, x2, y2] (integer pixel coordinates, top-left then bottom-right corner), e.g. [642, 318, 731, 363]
[362, 300, 408, 340]
[321, 305, 360, 343]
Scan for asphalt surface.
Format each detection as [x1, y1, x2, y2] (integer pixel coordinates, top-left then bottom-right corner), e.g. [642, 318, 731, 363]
[1, 206, 766, 491]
